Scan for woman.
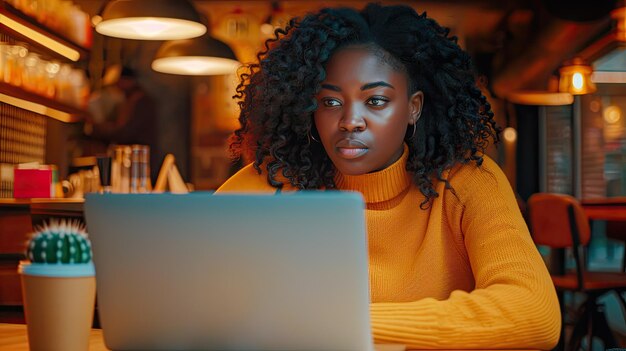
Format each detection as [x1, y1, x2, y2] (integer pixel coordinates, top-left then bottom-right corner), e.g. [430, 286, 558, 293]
[217, 3, 560, 349]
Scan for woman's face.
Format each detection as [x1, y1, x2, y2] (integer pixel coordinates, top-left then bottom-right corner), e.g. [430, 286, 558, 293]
[314, 47, 423, 175]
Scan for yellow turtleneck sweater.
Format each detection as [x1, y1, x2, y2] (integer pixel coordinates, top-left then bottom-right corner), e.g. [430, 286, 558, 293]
[216, 147, 561, 350]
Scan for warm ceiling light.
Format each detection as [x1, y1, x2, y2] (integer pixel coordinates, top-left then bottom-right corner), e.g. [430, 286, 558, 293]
[503, 127, 517, 142]
[604, 105, 622, 124]
[152, 35, 240, 76]
[559, 58, 597, 95]
[95, 0, 206, 40]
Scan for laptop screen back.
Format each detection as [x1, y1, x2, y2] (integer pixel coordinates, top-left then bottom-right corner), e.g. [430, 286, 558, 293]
[85, 192, 372, 351]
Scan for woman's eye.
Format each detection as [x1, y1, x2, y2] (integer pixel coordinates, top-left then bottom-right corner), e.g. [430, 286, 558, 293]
[367, 97, 388, 106]
[322, 98, 341, 107]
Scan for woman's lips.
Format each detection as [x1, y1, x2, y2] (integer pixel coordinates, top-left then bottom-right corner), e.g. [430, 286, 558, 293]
[337, 147, 368, 158]
[335, 139, 368, 159]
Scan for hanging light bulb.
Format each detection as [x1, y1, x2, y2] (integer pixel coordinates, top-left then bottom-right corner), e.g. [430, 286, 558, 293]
[558, 57, 597, 95]
[95, 0, 206, 40]
[604, 105, 622, 124]
[503, 127, 518, 142]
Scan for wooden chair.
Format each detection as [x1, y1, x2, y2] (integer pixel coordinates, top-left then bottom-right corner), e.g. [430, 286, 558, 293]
[528, 193, 626, 351]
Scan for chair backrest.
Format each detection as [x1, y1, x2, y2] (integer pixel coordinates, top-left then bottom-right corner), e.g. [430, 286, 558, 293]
[527, 193, 591, 249]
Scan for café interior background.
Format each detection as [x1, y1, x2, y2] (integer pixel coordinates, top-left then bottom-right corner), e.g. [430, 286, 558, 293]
[2, 0, 626, 343]
[2, 0, 625, 196]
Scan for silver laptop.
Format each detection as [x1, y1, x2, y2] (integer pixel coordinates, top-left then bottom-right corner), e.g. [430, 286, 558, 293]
[84, 192, 376, 351]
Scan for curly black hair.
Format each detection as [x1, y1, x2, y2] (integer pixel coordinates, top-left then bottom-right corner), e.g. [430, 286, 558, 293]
[231, 3, 500, 206]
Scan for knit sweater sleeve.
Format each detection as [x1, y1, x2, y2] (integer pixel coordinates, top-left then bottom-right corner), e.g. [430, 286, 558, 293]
[370, 157, 561, 350]
[215, 163, 278, 193]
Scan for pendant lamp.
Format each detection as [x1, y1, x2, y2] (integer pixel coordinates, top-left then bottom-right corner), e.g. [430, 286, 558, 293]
[95, 0, 206, 40]
[558, 57, 597, 95]
[152, 35, 240, 76]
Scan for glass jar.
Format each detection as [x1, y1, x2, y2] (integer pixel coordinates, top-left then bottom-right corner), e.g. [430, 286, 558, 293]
[55, 63, 72, 104]
[43, 0, 61, 30]
[33, 57, 48, 96]
[68, 68, 88, 108]
[57, 1, 72, 37]
[130, 144, 151, 193]
[43, 60, 60, 99]
[24, 0, 39, 18]
[0, 42, 9, 83]
[22, 52, 40, 92]
[6, 44, 28, 87]
[36, 0, 49, 24]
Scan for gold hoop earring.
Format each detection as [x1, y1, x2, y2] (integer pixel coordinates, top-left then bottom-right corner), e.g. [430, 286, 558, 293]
[309, 129, 320, 143]
[408, 123, 417, 139]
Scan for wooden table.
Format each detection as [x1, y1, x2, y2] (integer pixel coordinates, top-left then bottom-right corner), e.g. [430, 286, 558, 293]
[0, 323, 539, 351]
[0, 323, 109, 350]
[581, 197, 626, 221]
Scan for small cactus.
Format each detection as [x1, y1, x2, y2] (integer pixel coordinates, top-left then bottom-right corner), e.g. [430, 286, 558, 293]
[26, 219, 92, 264]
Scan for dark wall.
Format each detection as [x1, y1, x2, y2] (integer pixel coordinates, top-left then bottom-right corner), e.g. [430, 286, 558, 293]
[515, 104, 540, 201]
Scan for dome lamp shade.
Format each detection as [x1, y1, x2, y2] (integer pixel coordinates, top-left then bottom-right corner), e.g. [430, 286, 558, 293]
[152, 35, 240, 76]
[95, 0, 206, 40]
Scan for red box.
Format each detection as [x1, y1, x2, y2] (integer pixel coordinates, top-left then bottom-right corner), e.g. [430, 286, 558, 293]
[13, 167, 57, 198]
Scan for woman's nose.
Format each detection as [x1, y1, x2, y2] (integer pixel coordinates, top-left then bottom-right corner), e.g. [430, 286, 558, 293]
[339, 104, 366, 132]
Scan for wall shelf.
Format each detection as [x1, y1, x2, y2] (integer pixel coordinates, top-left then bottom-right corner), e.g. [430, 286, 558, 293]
[0, 3, 90, 62]
[0, 82, 89, 123]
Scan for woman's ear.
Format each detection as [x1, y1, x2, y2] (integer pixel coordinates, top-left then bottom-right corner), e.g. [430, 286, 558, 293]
[409, 91, 424, 125]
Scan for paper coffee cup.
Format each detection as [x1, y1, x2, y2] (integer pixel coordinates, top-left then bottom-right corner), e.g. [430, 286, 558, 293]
[19, 261, 96, 351]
